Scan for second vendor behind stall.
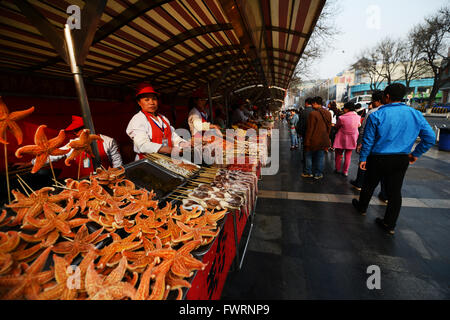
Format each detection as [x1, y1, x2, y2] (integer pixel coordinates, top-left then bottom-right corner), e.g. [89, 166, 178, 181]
[126, 83, 189, 160]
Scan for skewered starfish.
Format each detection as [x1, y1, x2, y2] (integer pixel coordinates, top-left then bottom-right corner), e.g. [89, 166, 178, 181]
[173, 220, 220, 245]
[146, 239, 206, 278]
[132, 259, 158, 300]
[6, 187, 69, 226]
[136, 259, 172, 300]
[85, 256, 136, 300]
[0, 97, 35, 145]
[0, 246, 54, 300]
[52, 225, 109, 263]
[64, 129, 103, 166]
[37, 248, 98, 300]
[15, 125, 69, 173]
[60, 179, 93, 213]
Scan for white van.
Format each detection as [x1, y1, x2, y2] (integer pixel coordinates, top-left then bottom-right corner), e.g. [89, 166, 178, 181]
[349, 95, 371, 110]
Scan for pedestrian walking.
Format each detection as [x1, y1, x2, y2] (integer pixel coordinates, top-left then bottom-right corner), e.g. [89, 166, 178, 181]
[288, 109, 299, 150]
[352, 83, 436, 235]
[333, 102, 360, 177]
[298, 98, 314, 173]
[327, 101, 339, 150]
[350, 90, 388, 201]
[302, 96, 332, 180]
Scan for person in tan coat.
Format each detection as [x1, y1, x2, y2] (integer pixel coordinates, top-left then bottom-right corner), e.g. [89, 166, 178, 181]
[302, 96, 332, 180]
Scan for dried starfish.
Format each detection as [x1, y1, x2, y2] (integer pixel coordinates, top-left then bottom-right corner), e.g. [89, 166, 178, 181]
[157, 217, 182, 247]
[24, 200, 88, 246]
[15, 125, 69, 173]
[96, 233, 142, 269]
[37, 248, 98, 300]
[132, 259, 158, 300]
[123, 236, 163, 272]
[101, 199, 143, 225]
[92, 166, 125, 187]
[0, 246, 54, 300]
[146, 239, 206, 278]
[0, 231, 21, 275]
[124, 211, 166, 238]
[85, 256, 136, 300]
[6, 187, 69, 226]
[60, 179, 93, 213]
[64, 129, 103, 166]
[188, 208, 227, 227]
[112, 179, 146, 201]
[52, 225, 108, 263]
[148, 260, 172, 300]
[173, 220, 220, 245]
[0, 209, 12, 227]
[132, 189, 158, 210]
[172, 206, 203, 224]
[0, 97, 35, 145]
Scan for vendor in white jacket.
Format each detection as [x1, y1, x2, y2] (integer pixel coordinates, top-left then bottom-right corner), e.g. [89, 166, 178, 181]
[126, 83, 189, 160]
[187, 87, 221, 138]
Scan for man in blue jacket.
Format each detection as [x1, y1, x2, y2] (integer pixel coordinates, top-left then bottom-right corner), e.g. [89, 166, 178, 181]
[352, 83, 436, 235]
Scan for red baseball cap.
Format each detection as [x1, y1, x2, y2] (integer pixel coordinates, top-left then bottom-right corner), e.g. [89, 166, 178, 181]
[135, 82, 159, 97]
[65, 115, 84, 131]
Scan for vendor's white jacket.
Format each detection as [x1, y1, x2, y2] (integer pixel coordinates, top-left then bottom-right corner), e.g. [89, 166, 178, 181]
[126, 111, 186, 160]
[35, 134, 123, 167]
[188, 107, 211, 137]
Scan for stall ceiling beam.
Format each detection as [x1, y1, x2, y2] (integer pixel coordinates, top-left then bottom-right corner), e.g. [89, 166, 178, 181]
[15, 0, 68, 64]
[126, 44, 242, 86]
[89, 23, 233, 81]
[264, 26, 310, 39]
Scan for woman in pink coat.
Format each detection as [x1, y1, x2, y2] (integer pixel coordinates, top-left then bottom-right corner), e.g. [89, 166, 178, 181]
[333, 102, 361, 176]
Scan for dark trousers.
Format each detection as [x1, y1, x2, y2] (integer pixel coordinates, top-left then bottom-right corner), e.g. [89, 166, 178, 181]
[358, 154, 410, 229]
[354, 167, 388, 198]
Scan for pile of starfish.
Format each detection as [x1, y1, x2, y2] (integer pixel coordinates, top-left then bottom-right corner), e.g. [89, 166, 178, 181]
[0, 167, 227, 300]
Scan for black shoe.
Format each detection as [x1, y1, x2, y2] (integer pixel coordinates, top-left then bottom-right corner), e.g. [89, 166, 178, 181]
[334, 169, 340, 174]
[375, 218, 395, 235]
[350, 180, 362, 191]
[378, 194, 388, 203]
[352, 199, 366, 216]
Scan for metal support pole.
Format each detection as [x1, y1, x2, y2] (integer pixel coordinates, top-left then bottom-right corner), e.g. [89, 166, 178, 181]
[64, 24, 101, 168]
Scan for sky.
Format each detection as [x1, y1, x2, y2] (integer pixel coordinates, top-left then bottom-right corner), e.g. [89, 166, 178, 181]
[308, 0, 449, 80]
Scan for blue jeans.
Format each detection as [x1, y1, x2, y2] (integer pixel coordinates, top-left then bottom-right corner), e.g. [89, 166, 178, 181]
[305, 150, 325, 176]
[290, 132, 298, 147]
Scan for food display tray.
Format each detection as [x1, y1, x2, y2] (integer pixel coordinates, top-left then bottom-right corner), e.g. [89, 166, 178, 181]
[123, 159, 187, 200]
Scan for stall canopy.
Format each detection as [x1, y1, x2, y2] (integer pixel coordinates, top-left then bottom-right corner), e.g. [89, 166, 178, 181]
[0, 0, 325, 109]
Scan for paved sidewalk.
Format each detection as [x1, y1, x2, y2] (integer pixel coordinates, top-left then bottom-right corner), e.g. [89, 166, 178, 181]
[222, 120, 450, 300]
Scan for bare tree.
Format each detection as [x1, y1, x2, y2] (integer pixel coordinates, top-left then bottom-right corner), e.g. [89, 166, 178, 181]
[411, 6, 450, 105]
[291, 0, 340, 83]
[398, 36, 429, 93]
[353, 49, 384, 91]
[375, 37, 403, 85]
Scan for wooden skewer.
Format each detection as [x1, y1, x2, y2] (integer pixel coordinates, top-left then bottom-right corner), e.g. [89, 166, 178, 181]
[3, 137, 11, 204]
[16, 176, 30, 197]
[16, 174, 35, 195]
[52, 184, 79, 192]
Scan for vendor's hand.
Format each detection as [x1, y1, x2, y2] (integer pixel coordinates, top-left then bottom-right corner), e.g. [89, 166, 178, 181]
[359, 161, 367, 171]
[408, 154, 418, 164]
[178, 141, 191, 148]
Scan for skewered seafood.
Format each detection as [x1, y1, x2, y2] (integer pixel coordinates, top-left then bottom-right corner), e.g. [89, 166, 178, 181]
[0, 98, 34, 145]
[64, 129, 103, 166]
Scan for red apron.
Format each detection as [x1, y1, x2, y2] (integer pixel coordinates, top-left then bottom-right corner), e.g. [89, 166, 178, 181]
[138, 111, 173, 159]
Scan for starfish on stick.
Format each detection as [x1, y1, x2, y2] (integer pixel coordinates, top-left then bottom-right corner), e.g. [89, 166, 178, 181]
[0, 97, 35, 145]
[15, 125, 69, 174]
[64, 129, 103, 166]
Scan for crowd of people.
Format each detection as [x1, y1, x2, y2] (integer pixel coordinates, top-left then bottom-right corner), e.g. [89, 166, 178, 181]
[284, 83, 436, 235]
